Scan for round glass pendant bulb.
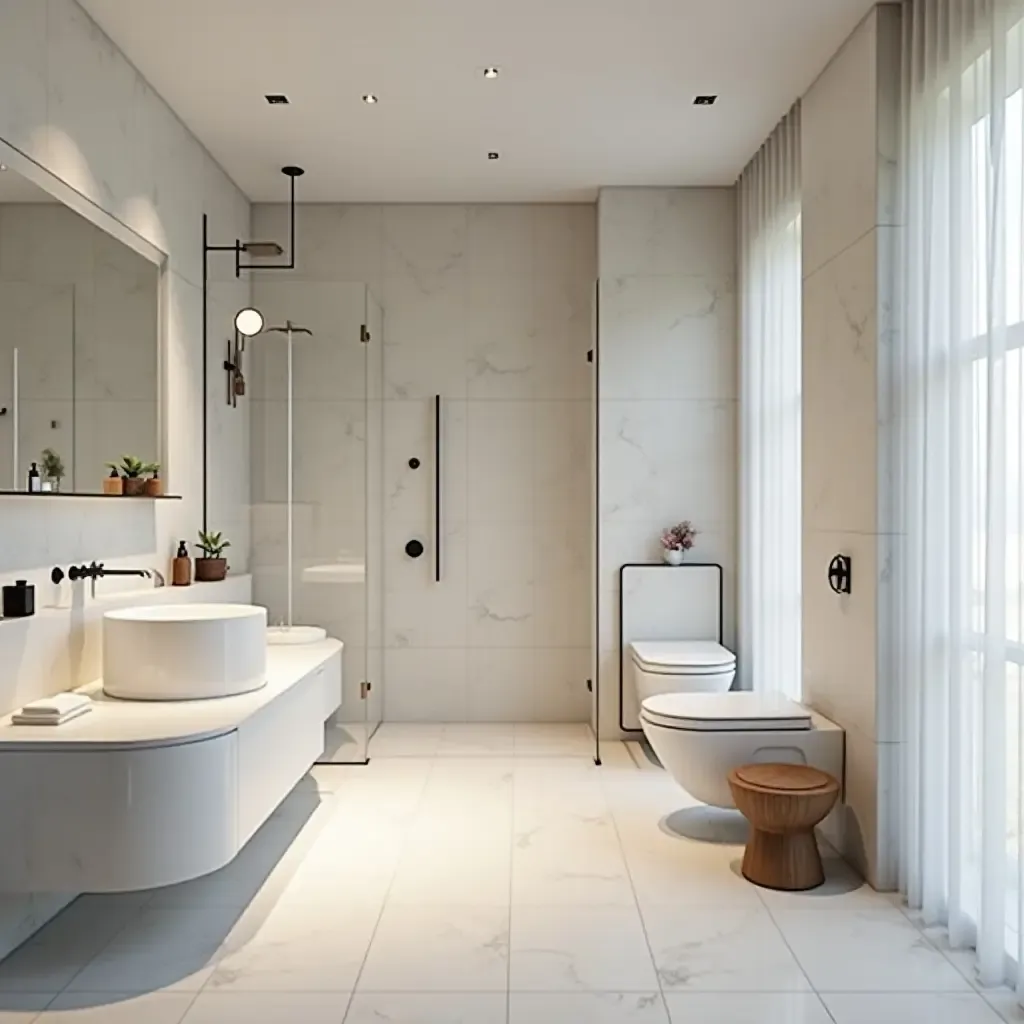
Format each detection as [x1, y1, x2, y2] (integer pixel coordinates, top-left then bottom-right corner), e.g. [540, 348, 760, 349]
[234, 307, 264, 337]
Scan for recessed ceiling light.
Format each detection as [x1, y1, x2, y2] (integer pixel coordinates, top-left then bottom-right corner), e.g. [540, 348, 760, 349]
[487, 152, 500, 160]
[483, 67, 500, 79]
[363, 94, 379, 104]
[265, 94, 289, 105]
[694, 95, 718, 106]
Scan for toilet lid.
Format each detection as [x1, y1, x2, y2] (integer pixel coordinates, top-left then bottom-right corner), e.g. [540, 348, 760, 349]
[640, 692, 811, 732]
[630, 641, 736, 674]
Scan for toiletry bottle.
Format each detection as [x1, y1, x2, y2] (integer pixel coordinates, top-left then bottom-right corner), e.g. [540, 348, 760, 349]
[27, 463, 40, 493]
[172, 540, 192, 586]
[2, 580, 35, 618]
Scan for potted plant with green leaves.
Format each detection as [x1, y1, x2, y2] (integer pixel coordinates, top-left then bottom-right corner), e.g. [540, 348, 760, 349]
[142, 462, 163, 497]
[195, 529, 230, 582]
[107, 455, 147, 496]
[40, 448, 65, 493]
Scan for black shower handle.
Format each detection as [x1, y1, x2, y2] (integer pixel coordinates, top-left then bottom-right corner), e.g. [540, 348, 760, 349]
[405, 539, 424, 559]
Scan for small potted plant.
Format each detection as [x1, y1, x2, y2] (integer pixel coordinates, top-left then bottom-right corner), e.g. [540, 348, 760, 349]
[195, 529, 230, 582]
[143, 462, 163, 497]
[660, 520, 697, 566]
[107, 455, 146, 496]
[40, 448, 65, 493]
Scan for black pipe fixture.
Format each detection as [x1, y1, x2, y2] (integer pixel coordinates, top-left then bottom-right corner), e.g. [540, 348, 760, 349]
[201, 165, 305, 532]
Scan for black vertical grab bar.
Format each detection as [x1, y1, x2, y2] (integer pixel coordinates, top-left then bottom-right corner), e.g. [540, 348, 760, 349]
[434, 395, 442, 583]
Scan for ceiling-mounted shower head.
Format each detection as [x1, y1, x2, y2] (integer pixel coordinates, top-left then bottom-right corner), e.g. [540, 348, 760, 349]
[241, 241, 285, 258]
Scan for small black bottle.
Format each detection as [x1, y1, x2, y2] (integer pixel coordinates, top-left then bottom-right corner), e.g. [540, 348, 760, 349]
[3, 580, 35, 618]
[27, 462, 40, 493]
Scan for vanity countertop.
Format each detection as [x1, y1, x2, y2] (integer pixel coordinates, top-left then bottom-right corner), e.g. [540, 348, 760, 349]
[0, 638, 342, 751]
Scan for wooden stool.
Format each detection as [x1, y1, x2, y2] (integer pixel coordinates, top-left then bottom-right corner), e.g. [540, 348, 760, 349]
[727, 763, 840, 891]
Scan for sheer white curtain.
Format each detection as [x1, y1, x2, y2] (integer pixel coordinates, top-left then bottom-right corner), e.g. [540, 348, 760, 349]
[897, 0, 1024, 994]
[738, 106, 802, 698]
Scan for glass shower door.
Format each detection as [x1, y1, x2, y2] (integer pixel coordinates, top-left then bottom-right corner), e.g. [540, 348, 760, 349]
[250, 279, 377, 763]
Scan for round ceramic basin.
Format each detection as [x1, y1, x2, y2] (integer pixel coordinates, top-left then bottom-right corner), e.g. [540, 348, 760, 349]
[103, 604, 267, 701]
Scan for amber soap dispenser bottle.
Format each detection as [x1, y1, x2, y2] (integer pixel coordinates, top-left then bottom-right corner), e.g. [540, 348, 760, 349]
[172, 540, 192, 586]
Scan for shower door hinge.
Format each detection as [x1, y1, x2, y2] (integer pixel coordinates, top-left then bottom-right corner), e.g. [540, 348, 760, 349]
[586, 678, 593, 693]
[586, 349, 594, 364]
[360, 681, 372, 699]
[360, 325, 370, 343]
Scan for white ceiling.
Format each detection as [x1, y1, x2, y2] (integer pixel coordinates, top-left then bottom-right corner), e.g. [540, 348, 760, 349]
[79, 0, 875, 204]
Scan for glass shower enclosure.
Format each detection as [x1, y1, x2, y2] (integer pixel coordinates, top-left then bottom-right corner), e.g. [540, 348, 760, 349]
[249, 280, 383, 763]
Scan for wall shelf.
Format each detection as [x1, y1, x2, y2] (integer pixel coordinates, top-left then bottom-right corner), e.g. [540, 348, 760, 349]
[0, 492, 182, 500]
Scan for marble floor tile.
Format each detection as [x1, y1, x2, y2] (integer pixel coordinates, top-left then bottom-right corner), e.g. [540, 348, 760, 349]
[205, 900, 382, 993]
[663, 993, 834, 1023]
[181, 992, 351, 1024]
[640, 905, 811, 992]
[37, 992, 195, 1023]
[509, 992, 669, 1023]
[772, 908, 974, 992]
[756, 855, 895, 912]
[438, 723, 516, 756]
[344, 993, 507, 1023]
[358, 903, 509, 992]
[822, 992, 1004, 1023]
[509, 903, 658, 992]
[0, 995, 54, 1022]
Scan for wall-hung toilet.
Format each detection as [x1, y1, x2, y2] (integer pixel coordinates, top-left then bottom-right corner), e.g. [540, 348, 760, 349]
[630, 641, 845, 809]
[639, 691, 844, 809]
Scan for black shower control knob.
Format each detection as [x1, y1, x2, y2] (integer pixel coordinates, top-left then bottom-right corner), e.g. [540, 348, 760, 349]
[408, 458, 421, 469]
[51, 567, 64, 585]
[405, 539, 424, 559]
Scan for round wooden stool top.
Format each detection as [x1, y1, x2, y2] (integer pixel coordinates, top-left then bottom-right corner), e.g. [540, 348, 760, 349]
[731, 763, 838, 797]
[728, 763, 840, 891]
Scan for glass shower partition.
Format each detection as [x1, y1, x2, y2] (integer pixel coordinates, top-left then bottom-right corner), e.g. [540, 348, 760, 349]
[249, 279, 384, 764]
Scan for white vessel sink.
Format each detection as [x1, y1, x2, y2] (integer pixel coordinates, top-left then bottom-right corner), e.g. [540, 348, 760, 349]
[103, 604, 267, 701]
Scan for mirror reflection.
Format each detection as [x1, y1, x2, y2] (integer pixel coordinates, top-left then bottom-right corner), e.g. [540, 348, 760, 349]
[0, 164, 160, 494]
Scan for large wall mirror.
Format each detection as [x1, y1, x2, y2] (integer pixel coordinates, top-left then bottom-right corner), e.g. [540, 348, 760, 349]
[0, 160, 162, 495]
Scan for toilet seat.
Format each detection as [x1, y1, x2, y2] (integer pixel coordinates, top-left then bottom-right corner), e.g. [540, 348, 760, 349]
[640, 692, 812, 732]
[630, 641, 736, 676]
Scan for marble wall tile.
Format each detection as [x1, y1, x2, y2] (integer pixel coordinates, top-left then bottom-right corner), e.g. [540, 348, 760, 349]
[598, 188, 736, 278]
[467, 519, 535, 649]
[801, 11, 880, 279]
[599, 274, 737, 401]
[802, 231, 879, 535]
[384, 648, 469, 723]
[0, 0, 48, 161]
[599, 399, 737, 528]
[467, 274, 535, 400]
[252, 203, 596, 725]
[466, 648, 537, 721]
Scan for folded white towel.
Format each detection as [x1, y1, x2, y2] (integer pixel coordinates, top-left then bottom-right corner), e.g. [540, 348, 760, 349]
[12, 704, 91, 727]
[17, 693, 91, 718]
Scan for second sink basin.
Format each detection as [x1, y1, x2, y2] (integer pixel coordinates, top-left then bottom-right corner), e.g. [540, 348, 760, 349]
[103, 603, 267, 701]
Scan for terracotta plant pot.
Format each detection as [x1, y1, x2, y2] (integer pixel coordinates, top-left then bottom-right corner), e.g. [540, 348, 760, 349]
[194, 558, 227, 583]
[103, 475, 123, 496]
[123, 477, 145, 497]
[144, 477, 164, 497]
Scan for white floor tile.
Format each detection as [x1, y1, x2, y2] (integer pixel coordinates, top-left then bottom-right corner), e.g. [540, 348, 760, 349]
[206, 900, 381, 992]
[663, 993, 833, 1023]
[772, 908, 974, 992]
[509, 903, 658, 993]
[358, 904, 509, 992]
[344, 993, 507, 1023]
[38, 992, 195, 1023]
[822, 992, 1004, 1023]
[510, 992, 669, 1023]
[438, 723, 516, 756]
[641, 905, 811, 992]
[756, 856, 895, 912]
[0, 995, 54, 1021]
[182, 992, 351, 1023]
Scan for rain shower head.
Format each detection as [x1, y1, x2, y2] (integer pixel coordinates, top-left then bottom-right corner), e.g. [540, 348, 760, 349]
[241, 241, 285, 258]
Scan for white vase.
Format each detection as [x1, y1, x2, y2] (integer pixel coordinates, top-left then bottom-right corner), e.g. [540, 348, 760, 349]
[663, 548, 685, 566]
